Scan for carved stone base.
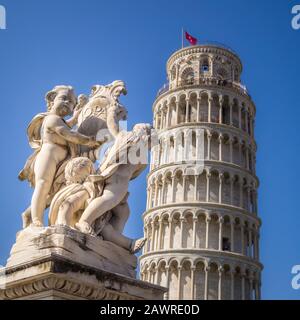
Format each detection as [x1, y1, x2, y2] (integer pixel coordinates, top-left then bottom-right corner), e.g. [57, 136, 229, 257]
[7, 225, 136, 278]
[0, 226, 167, 300]
[0, 255, 166, 300]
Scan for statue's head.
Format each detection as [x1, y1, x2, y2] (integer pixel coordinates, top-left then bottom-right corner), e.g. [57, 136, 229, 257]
[45, 85, 77, 117]
[65, 157, 94, 185]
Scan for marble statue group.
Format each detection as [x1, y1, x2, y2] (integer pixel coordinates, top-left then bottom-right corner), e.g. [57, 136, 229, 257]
[18, 81, 152, 254]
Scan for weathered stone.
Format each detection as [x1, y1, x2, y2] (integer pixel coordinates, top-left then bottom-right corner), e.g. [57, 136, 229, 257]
[7, 225, 137, 278]
[0, 254, 166, 300]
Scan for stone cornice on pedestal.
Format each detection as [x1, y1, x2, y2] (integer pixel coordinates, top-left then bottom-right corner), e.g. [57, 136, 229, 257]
[1, 226, 167, 300]
[0, 255, 166, 300]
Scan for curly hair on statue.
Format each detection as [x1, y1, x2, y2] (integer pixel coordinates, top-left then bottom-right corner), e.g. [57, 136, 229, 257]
[64, 157, 95, 185]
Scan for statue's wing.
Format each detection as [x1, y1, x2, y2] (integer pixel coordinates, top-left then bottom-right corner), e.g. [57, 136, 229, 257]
[18, 113, 49, 183]
[27, 112, 48, 149]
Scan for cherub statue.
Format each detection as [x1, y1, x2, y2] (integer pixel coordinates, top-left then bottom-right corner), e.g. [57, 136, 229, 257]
[48, 123, 153, 254]
[18, 85, 103, 227]
[75, 123, 153, 252]
[48, 155, 145, 254]
[48, 157, 99, 227]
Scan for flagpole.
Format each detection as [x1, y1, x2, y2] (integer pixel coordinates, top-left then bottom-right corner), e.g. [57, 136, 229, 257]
[181, 27, 184, 48]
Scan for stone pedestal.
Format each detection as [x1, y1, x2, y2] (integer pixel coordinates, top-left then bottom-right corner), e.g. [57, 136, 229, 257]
[0, 226, 166, 300]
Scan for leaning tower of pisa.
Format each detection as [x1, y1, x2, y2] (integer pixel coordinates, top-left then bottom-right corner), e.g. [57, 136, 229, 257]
[139, 44, 263, 300]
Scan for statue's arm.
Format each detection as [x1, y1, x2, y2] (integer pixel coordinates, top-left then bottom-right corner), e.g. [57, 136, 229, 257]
[65, 94, 88, 128]
[53, 125, 96, 146]
[65, 116, 77, 128]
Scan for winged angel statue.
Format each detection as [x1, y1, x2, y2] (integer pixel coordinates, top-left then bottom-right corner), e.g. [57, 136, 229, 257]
[18, 81, 149, 254]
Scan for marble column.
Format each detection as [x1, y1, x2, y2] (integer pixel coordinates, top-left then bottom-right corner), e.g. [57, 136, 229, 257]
[165, 266, 170, 300]
[158, 218, 163, 250]
[206, 172, 211, 202]
[208, 97, 212, 123]
[229, 101, 233, 126]
[218, 217, 224, 251]
[248, 228, 253, 258]
[238, 104, 242, 129]
[245, 110, 249, 134]
[241, 273, 246, 300]
[171, 175, 176, 203]
[190, 267, 196, 299]
[166, 104, 170, 129]
[151, 221, 156, 251]
[194, 175, 198, 200]
[168, 218, 173, 248]
[176, 101, 180, 125]
[218, 134, 223, 161]
[230, 271, 235, 300]
[230, 177, 234, 206]
[241, 224, 245, 255]
[182, 175, 187, 202]
[219, 173, 224, 204]
[184, 131, 189, 161]
[239, 181, 243, 208]
[218, 267, 224, 300]
[160, 178, 166, 205]
[246, 147, 250, 170]
[180, 217, 185, 248]
[255, 279, 259, 300]
[219, 96, 224, 124]
[177, 266, 182, 300]
[192, 217, 198, 248]
[185, 99, 190, 123]
[230, 221, 235, 252]
[229, 138, 233, 163]
[196, 132, 202, 162]
[249, 277, 254, 300]
[204, 266, 210, 300]
[238, 141, 242, 166]
[154, 181, 159, 206]
[247, 186, 251, 211]
[205, 215, 211, 249]
[196, 98, 201, 122]
[207, 131, 212, 160]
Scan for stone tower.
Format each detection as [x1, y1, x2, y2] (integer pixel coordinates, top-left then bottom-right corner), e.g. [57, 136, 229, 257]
[139, 44, 262, 300]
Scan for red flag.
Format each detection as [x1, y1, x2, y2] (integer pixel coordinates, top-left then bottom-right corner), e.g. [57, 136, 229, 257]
[185, 31, 198, 45]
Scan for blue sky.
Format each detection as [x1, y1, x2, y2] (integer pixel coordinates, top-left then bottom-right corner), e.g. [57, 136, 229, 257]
[0, 0, 299, 299]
